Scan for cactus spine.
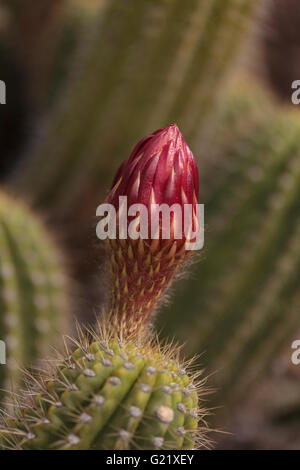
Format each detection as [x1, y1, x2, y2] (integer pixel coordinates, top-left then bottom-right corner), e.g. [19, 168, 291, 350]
[11, 0, 260, 215]
[0, 327, 203, 450]
[0, 192, 68, 395]
[159, 80, 300, 402]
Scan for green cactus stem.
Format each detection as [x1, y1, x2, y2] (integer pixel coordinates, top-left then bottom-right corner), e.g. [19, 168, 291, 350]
[0, 324, 206, 450]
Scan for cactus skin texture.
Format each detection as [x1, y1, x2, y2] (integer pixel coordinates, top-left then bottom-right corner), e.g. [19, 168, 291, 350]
[0, 326, 204, 450]
[158, 79, 300, 403]
[0, 192, 68, 396]
[10, 0, 260, 216]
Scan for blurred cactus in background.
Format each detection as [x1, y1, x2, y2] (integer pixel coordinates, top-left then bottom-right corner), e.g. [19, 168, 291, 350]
[1, 0, 300, 450]
[10, 0, 260, 216]
[158, 78, 300, 405]
[262, 0, 300, 103]
[0, 191, 69, 398]
[2, 0, 71, 112]
[21, 0, 103, 110]
[0, 0, 94, 180]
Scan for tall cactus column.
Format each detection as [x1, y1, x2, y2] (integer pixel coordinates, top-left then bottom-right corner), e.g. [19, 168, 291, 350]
[0, 192, 69, 395]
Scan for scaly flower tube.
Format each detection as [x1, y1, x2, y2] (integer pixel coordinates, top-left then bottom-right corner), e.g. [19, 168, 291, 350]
[103, 124, 200, 335]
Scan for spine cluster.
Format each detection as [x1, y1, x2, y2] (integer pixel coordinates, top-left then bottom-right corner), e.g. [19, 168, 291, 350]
[106, 237, 188, 335]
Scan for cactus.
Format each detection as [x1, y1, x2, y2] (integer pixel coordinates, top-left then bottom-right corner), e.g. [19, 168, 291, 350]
[47, 1, 104, 106]
[158, 79, 300, 403]
[0, 0, 99, 128]
[0, 191, 68, 396]
[0, 125, 208, 450]
[10, 0, 260, 216]
[0, 325, 205, 450]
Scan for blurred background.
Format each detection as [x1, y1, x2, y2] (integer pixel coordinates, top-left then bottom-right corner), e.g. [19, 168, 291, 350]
[1, 0, 300, 449]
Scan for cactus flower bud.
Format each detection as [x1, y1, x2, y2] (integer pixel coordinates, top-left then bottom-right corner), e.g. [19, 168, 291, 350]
[103, 124, 200, 335]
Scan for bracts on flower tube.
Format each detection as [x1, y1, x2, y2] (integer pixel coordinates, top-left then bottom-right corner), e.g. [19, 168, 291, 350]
[101, 124, 200, 336]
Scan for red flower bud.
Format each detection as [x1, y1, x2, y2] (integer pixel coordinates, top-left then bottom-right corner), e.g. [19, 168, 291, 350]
[104, 124, 200, 335]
